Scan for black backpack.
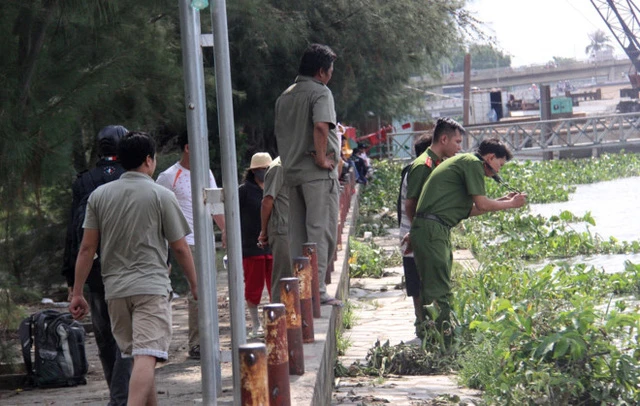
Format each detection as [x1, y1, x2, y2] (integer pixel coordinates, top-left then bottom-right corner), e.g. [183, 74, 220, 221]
[18, 310, 88, 388]
[70, 171, 98, 260]
[397, 163, 411, 226]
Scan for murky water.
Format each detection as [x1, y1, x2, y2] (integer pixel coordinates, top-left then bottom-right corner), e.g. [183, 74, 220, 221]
[529, 176, 640, 273]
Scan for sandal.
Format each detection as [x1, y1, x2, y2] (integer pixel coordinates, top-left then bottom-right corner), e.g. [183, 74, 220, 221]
[320, 297, 343, 306]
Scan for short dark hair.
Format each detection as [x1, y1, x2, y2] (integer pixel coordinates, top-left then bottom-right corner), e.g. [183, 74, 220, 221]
[433, 117, 465, 143]
[118, 132, 156, 170]
[476, 137, 513, 161]
[298, 44, 337, 77]
[414, 135, 432, 156]
[178, 132, 189, 151]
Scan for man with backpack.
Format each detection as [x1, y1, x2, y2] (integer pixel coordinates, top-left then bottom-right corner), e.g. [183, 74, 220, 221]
[62, 125, 132, 405]
[70, 131, 197, 406]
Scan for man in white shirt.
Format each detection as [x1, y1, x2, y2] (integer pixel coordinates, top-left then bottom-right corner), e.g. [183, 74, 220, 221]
[156, 133, 226, 359]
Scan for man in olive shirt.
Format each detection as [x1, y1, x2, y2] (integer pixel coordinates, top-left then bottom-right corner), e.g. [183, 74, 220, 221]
[410, 138, 527, 340]
[402, 117, 464, 328]
[70, 132, 197, 406]
[259, 156, 291, 303]
[274, 43, 341, 305]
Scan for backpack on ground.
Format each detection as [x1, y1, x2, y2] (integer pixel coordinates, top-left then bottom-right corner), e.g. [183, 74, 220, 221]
[18, 309, 88, 388]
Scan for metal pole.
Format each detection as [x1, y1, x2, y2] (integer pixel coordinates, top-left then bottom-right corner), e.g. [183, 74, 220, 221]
[209, 1, 246, 403]
[463, 53, 471, 149]
[178, 1, 220, 403]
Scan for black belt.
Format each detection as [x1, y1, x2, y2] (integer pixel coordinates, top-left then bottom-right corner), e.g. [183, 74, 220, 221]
[415, 213, 451, 228]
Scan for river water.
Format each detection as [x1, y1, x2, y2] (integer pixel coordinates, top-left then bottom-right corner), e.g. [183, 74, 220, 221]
[529, 176, 640, 273]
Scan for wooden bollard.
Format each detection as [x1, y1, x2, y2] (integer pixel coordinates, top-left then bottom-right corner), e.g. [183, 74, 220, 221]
[293, 257, 314, 343]
[263, 304, 290, 406]
[279, 277, 304, 375]
[302, 242, 321, 318]
[239, 343, 268, 406]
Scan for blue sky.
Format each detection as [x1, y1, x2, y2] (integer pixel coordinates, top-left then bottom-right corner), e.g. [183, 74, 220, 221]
[467, 0, 625, 66]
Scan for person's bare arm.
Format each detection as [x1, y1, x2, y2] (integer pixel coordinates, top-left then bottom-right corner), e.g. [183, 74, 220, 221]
[469, 193, 527, 217]
[169, 237, 198, 300]
[69, 229, 99, 320]
[259, 195, 275, 247]
[313, 122, 334, 170]
[213, 214, 226, 248]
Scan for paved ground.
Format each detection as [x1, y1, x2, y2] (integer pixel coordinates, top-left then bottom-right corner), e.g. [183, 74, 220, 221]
[0, 275, 237, 405]
[332, 231, 483, 406]
[0, 196, 485, 405]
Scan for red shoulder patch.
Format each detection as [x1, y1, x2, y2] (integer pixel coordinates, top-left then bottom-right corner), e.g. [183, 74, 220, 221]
[425, 156, 433, 168]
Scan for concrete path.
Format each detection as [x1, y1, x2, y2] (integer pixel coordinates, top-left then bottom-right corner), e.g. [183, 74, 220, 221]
[332, 231, 482, 405]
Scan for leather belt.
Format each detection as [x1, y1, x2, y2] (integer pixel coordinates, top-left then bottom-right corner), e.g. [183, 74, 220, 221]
[415, 213, 451, 228]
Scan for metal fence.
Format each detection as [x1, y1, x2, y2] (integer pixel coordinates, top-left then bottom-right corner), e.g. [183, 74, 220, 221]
[383, 112, 640, 160]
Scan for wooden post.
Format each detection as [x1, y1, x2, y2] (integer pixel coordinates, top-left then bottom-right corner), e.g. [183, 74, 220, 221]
[540, 84, 553, 161]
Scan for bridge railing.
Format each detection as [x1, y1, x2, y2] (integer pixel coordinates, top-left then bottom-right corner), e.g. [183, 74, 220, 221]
[383, 112, 640, 161]
[464, 112, 640, 155]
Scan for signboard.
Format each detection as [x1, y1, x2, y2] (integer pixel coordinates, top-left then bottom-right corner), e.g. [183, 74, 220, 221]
[551, 97, 573, 114]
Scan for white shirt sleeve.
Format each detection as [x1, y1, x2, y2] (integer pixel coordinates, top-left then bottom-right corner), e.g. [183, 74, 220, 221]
[208, 170, 218, 188]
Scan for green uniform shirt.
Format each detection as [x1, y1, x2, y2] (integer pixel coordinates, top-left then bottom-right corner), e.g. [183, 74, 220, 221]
[415, 153, 486, 227]
[263, 157, 289, 235]
[406, 147, 441, 201]
[274, 75, 339, 187]
[84, 171, 191, 300]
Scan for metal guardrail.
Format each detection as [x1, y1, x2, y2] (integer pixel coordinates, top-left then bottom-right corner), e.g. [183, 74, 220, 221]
[384, 112, 640, 160]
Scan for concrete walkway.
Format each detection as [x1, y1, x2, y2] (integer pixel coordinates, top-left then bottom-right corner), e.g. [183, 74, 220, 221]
[332, 230, 482, 405]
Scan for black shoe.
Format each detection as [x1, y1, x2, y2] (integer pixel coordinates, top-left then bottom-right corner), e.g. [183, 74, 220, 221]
[188, 345, 200, 360]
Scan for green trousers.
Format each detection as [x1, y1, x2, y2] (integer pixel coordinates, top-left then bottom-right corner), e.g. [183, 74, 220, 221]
[410, 218, 453, 331]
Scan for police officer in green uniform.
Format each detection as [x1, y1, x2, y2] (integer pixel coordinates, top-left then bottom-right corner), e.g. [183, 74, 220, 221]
[402, 117, 464, 331]
[410, 138, 527, 341]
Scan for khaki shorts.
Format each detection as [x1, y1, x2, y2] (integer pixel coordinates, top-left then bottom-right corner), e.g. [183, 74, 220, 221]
[108, 294, 172, 361]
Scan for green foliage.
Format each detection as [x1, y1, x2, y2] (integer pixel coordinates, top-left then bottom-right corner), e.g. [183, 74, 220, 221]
[352, 153, 640, 404]
[457, 263, 640, 404]
[345, 339, 457, 377]
[491, 153, 640, 204]
[341, 299, 358, 330]
[0, 289, 26, 365]
[0, 0, 477, 297]
[448, 43, 512, 72]
[348, 239, 396, 278]
[357, 160, 404, 236]
[586, 29, 614, 57]
[336, 330, 352, 357]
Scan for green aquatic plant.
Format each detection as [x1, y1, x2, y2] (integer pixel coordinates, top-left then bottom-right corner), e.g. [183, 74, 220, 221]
[348, 239, 397, 278]
[351, 154, 640, 403]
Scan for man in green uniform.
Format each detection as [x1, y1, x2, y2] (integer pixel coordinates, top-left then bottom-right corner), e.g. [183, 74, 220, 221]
[402, 117, 464, 329]
[410, 138, 527, 340]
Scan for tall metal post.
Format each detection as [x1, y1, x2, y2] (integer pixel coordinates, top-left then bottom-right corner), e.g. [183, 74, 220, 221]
[178, 1, 221, 404]
[209, 1, 246, 403]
